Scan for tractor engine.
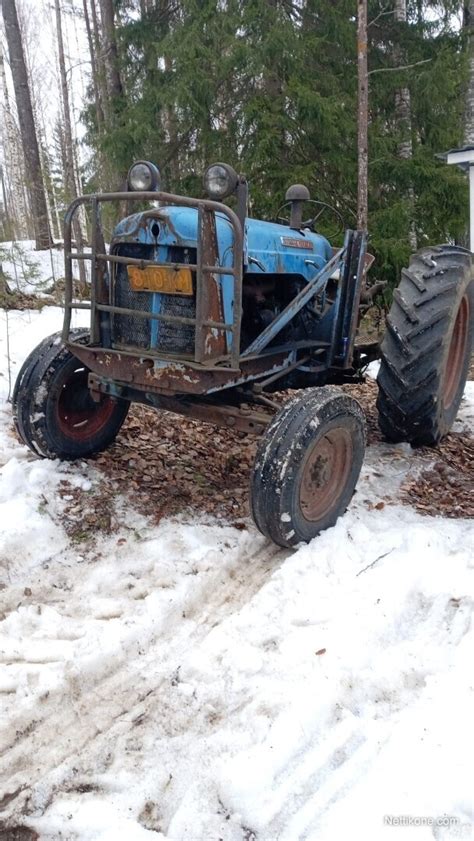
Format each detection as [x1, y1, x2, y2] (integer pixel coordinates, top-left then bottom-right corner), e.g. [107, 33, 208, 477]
[109, 209, 334, 357]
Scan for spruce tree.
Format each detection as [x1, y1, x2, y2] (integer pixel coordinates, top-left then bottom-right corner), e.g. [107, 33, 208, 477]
[82, 0, 468, 287]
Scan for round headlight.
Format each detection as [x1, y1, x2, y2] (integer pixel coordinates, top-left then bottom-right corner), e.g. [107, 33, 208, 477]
[127, 160, 160, 192]
[203, 163, 238, 200]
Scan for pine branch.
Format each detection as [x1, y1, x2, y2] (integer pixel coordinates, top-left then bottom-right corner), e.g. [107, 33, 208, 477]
[368, 7, 395, 28]
[368, 58, 432, 76]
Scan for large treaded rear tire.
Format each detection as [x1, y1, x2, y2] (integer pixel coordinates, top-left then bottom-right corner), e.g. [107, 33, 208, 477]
[13, 331, 129, 459]
[250, 386, 366, 548]
[377, 245, 473, 446]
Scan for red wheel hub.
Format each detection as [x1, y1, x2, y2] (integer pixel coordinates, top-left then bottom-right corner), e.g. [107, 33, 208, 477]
[56, 367, 117, 442]
[443, 294, 470, 410]
[299, 427, 353, 522]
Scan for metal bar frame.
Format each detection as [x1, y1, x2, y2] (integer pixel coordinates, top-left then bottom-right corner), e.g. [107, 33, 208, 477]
[62, 190, 244, 368]
[330, 230, 367, 368]
[240, 245, 346, 358]
[63, 190, 366, 393]
[341, 230, 367, 367]
[88, 374, 272, 435]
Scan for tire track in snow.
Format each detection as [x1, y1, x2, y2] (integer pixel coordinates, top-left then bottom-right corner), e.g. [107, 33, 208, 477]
[0, 524, 286, 824]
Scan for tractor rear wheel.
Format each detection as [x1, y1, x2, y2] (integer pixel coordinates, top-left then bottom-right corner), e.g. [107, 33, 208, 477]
[250, 387, 366, 548]
[377, 246, 473, 446]
[13, 331, 129, 459]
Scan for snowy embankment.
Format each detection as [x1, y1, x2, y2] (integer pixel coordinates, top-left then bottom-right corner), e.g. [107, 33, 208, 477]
[0, 240, 90, 296]
[0, 304, 473, 841]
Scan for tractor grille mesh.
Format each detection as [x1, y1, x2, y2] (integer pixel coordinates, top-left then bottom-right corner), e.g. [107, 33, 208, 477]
[112, 244, 197, 354]
[157, 245, 196, 353]
[113, 244, 153, 349]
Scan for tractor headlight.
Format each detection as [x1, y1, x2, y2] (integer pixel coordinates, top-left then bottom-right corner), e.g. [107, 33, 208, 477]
[127, 160, 161, 192]
[203, 163, 238, 200]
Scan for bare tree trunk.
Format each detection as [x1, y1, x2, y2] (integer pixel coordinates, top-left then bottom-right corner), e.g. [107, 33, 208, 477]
[0, 163, 13, 239]
[99, 0, 123, 103]
[82, 0, 104, 131]
[394, 0, 417, 250]
[464, 0, 474, 144]
[63, 4, 88, 232]
[99, 0, 126, 201]
[161, 0, 180, 185]
[1, 0, 51, 249]
[0, 39, 26, 238]
[54, 0, 87, 290]
[88, 0, 112, 135]
[139, 0, 155, 16]
[163, 55, 180, 185]
[50, 166, 62, 241]
[37, 135, 55, 243]
[1, 17, 31, 240]
[357, 0, 368, 232]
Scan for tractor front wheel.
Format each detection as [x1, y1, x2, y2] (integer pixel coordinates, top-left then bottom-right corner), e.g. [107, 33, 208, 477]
[13, 331, 129, 459]
[377, 246, 473, 446]
[250, 387, 366, 548]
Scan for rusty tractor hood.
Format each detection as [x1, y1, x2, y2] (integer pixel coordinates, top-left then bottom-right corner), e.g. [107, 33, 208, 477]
[111, 205, 333, 279]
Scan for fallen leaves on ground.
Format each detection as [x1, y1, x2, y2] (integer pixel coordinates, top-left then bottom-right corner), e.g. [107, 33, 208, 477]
[343, 377, 473, 519]
[104, 406, 258, 518]
[52, 375, 473, 540]
[401, 434, 474, 519]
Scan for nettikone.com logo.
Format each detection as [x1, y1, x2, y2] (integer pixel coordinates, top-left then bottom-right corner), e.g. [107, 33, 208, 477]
[384, 815, 460, 827]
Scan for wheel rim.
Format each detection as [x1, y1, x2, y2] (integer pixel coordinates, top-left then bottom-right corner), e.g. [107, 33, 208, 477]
[299, 427, 353, 522]
[443, 294, 470, 410]
[55, 366, 117, 442]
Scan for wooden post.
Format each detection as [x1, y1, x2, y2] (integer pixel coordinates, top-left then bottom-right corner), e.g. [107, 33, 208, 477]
[357, 0, 368, 232]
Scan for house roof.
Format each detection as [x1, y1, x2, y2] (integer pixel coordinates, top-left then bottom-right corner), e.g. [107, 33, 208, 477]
[437, 146, 474, 169]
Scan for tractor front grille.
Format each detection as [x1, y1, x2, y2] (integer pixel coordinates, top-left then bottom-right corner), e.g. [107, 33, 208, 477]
[113, 244, 153, 349]
[112, 243, 197, 355]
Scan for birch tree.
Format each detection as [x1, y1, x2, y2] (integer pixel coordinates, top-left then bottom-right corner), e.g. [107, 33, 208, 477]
[54, 0, 87, 287]
[394, 0, 417, 250]
[464, 0, 474, 144]
[0, 37, 29, 239]
[357, 0, 368, 231]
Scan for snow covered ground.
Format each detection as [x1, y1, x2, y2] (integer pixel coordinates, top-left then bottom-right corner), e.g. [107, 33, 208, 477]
[0, 240, 90, 295]
[0, 304, 473, 841]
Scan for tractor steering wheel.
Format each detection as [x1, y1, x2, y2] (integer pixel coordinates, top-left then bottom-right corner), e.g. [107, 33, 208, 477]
[276, 200, 345, 241]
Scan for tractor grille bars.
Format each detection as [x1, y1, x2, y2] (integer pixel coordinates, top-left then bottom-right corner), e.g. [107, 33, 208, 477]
[62, 191, 243, 369]
[113, 244, 154, 350]
[113, 244, 197, 354]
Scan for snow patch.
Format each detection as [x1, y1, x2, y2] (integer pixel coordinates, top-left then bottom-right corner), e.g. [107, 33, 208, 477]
[0, 254, 473, 840]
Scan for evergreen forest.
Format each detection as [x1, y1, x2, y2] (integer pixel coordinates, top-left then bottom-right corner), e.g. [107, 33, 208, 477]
[1, 0, 473, 288]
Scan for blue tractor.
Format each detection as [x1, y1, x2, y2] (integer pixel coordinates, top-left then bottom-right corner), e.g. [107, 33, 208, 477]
[13, 161, 473, 547]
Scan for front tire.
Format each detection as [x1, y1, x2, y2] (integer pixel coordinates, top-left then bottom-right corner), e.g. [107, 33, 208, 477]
[377, 246, 473, 445]
[13, 331, 129, 459]
[250, 387, 366, 548]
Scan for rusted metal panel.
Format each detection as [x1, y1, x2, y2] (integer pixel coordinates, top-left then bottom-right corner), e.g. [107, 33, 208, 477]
[195, 206, 226, 363]
[89, 374, 272, 435]
[62, 191, 244, 366]
[69, 343, 291, 397]
[87, 199, 112, 347]
[89, 198, 99, 343]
